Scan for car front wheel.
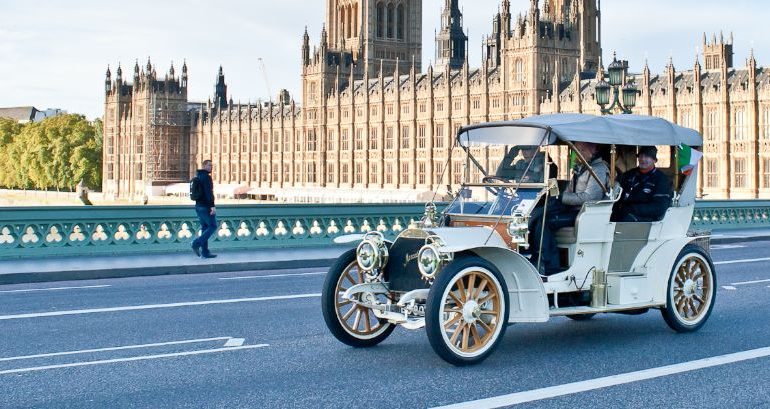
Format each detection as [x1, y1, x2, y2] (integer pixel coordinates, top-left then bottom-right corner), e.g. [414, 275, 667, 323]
[321, 249, 395, 347]
[425, 255, 509, 366]
[660, 244, 716, 332]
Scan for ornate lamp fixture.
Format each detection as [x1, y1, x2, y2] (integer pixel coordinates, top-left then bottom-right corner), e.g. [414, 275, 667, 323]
[595, 52, 638, 115]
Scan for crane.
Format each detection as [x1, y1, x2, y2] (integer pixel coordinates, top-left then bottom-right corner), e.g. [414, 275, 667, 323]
[257, 58, 273, 104]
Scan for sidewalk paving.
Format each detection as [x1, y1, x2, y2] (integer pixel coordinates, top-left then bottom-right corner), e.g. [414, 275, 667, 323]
[0, 245, 350, 285]
[1, 227, 769, 285]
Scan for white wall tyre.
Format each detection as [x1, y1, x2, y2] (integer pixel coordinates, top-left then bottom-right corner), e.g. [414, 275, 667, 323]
[425, 255, 509, 366]
[322, 249, 395, 347]
[661, 244, 716, 333]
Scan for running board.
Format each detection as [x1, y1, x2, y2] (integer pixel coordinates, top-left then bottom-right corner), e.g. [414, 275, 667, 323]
[549, 302, 664, 317]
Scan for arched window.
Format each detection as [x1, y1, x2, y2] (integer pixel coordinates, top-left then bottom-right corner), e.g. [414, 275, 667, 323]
[735, 108, 746, 140]
[514, 59, 524, 83]
[346, 5, 351, 38]
[387, 3, 395, 38]
[377, 3, 385, 38]
[397, 4, 405, 39]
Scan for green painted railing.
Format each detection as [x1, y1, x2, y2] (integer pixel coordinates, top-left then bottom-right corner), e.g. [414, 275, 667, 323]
[0, 204, 427, 259]
[0, 200, 768, 260]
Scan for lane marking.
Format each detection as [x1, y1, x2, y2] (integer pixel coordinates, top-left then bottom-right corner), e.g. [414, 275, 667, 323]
[219, 271, 326, 280]
[722, 286, 737, 290]
[0, 285, 111, 294]
[714, 257, 770, 266]
[0, 293, 321, 321]
[731, 279, 770, 286]
[0, 344, 269, 375]
[0, 337, 232, 362]
[431, 346, 770, 409]
[711, 244, 746, 250]
[223, 338, 245, 347]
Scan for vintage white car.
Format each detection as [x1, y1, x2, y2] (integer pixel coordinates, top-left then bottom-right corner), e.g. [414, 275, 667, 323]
[321, 113, 715, 365]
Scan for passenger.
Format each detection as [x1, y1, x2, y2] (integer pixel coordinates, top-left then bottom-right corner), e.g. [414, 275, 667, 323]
[613, 146, 673, 222]
[529, 141, 610, 275]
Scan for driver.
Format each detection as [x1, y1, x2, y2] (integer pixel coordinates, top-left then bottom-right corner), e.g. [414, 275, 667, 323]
[529, 142, 610, 275]
[496, 146, 555, 182]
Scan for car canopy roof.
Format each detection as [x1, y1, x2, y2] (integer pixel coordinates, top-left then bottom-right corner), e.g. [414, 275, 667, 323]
[458, 113, 703, 148]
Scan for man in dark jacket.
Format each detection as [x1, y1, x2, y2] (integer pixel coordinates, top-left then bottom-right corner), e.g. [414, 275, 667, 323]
[614, 146, 673, 222]
[191, 160, 217, 258]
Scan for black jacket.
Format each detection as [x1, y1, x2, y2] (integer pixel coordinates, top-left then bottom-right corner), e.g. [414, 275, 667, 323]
[616, 167, 672, 222]
[194, 169, 215, 208]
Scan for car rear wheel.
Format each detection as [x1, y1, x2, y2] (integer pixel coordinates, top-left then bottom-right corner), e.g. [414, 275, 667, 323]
[426, 256, 509, 366]
[660, 245, 716, 332]
[322, 249, 395, 347]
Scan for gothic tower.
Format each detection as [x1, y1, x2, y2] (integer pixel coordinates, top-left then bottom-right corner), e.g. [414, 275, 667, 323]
[435, 0, 467, 71]
[102, 59, 190, 199]
[325, 0, 423, 76]
[703, 31, 734, 70]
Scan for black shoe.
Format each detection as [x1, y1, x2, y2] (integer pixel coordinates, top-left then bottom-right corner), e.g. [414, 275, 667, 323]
[201, 253, 217, 259]
[191, 243, 201, 257]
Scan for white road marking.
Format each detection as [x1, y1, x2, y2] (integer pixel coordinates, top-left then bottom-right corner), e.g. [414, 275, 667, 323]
[0, 293, 322, 321]
[711, 244, 746, 250]
[0, 344, 269, 375]
[714, 257, 770, 265]
[431, 346, 770, 409]
[219, 271, 326, 280]
[223, 338, 245, 347]
[731, 279, 770, 286]
[0, 337, 232, 362]
[722, 286, 737, 290]
[0, 285, 111, 294]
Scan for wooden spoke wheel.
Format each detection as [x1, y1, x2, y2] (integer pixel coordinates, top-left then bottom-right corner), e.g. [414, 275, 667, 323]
[322, 249, 395, 347]
[661, 245, 716, 332]
[426, 256, 509, 366]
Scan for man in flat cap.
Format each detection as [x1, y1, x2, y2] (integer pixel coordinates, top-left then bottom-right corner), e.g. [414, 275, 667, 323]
[614, 146, 673, 222]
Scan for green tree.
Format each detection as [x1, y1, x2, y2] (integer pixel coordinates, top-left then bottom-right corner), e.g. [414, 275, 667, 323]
[0, 114, 103, 191]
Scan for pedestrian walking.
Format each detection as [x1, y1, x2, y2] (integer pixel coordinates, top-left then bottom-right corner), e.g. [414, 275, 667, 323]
[190, 159, 217, 258]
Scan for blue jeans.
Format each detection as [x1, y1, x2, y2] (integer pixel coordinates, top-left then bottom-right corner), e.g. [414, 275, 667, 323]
[193, 206, 217, 255]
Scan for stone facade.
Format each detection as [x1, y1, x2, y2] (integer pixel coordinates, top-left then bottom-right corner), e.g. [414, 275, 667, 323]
[103, 0, 770, 201]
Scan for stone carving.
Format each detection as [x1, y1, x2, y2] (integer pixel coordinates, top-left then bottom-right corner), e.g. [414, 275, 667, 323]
[0, 227, 15, 244]
[256, 221, 270, 237]
[22, 227, 39, 244]
[237, 222, 251, 237]
[92, 225, 109, 241]
[135, 225, 151, 240]
[157, 223, 172, 240]
[218, 222, 232, 238]
[46, 226, 63, 243]
[69, 225, 86, 242]
[178, 223, 193, 239]
[114, 225, 130, 241]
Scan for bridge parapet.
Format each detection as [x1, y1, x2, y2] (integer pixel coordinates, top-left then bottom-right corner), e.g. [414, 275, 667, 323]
[0, 200, 767, 260]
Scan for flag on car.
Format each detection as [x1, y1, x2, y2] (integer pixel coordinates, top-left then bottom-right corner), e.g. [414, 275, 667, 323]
[677, 144, 703, 176]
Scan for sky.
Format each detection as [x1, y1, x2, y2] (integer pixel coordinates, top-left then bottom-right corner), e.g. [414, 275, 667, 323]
[0, 0, 765, 120]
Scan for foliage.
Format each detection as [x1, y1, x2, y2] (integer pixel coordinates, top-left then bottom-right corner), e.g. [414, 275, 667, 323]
[0, 115, 103, 191]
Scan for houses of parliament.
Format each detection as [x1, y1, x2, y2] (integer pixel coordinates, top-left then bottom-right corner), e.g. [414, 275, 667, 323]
[102, 0, 770, 202]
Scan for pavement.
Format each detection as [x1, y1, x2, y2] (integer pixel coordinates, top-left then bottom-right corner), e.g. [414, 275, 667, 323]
[1, 241, 770, 408]
[0, 227, 768, 285]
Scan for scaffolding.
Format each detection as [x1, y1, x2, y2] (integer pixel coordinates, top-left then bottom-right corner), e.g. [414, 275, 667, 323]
[146, 93, 191, 183]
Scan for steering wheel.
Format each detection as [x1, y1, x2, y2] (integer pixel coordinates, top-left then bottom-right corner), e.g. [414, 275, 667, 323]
[482, 176, 511, 196]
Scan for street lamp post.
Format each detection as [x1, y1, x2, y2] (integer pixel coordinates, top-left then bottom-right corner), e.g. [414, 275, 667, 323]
[595, 53, 638, 115]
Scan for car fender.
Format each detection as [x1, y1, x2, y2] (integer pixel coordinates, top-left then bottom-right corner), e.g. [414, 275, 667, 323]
[467, 246, 550, 323]
[642, 237, 703, 303]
